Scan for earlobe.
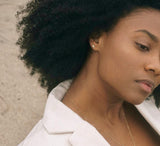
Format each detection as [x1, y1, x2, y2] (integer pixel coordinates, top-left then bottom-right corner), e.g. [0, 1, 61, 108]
[89, 38, 100, 52]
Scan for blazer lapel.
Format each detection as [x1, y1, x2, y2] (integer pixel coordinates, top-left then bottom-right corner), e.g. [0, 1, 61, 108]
[69, 121, 110, 146]
[43, 92, 110, 146]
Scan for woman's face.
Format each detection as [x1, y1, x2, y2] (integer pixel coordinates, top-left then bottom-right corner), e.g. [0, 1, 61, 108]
[92, 9, 160, 105]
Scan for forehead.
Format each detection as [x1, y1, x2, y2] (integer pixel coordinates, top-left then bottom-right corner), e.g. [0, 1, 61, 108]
[111, 8, 160, 36]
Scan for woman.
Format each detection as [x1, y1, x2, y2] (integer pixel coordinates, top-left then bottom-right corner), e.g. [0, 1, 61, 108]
[17, 0, 160, 145]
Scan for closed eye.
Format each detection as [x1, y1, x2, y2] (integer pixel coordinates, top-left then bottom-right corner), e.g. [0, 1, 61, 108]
[135, 42, 150, 52]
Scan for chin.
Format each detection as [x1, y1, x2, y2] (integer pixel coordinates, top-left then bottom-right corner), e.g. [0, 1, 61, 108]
[125, 96, 147, 105]
[131, 100, 145, 105]
[124, 91, 151, 105]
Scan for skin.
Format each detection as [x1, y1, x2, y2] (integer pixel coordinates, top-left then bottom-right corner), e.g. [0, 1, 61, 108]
[62, 8, 160, 145]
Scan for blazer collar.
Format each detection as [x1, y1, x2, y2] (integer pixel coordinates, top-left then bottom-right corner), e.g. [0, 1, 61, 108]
[42, 79, 82, 134]
[42, 79, 110, 145]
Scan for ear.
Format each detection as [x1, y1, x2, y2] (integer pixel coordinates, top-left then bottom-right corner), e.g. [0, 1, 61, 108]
[89, 38, 101, 52]
[89, 31, 107, 52]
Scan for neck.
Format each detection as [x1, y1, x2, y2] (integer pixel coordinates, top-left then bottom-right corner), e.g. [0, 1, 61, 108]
[62, 53, 125, 124]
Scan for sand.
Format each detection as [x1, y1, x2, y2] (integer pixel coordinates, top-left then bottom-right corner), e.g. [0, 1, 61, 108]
[0, 0, 47, 145]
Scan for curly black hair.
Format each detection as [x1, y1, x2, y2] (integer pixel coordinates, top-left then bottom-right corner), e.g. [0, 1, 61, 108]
[16, 0, 160, 107]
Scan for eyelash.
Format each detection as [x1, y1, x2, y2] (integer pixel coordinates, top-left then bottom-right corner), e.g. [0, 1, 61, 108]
[135, 42, 150, 52]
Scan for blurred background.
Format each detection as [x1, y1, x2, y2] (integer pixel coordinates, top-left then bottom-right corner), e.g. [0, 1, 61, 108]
[0, 0, 47, 145]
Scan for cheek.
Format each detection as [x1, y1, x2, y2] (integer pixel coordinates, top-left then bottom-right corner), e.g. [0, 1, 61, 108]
[98, 43, 144, 86]
[97, 45, 149, 104]
[98, 45, 137, 84]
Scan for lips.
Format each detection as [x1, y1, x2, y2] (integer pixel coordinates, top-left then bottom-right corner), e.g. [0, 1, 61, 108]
[136, 80, 155, 93]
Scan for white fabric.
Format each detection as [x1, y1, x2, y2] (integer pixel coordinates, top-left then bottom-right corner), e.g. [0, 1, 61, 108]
[18, 79, 160, 146]
[135, 98, 160, 135]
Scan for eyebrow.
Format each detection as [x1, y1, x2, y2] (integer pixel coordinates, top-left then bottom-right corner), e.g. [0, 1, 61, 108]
[135, 29, 159, 43]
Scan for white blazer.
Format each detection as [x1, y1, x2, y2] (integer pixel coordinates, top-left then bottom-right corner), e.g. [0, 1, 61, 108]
[18, 79, 160, 146]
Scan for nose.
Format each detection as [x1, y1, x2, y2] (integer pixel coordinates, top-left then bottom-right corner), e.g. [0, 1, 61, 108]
[144, 58, 160, 76]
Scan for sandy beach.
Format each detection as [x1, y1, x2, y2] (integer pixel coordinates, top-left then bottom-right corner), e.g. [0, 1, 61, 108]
[0, 0, 47, 145]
